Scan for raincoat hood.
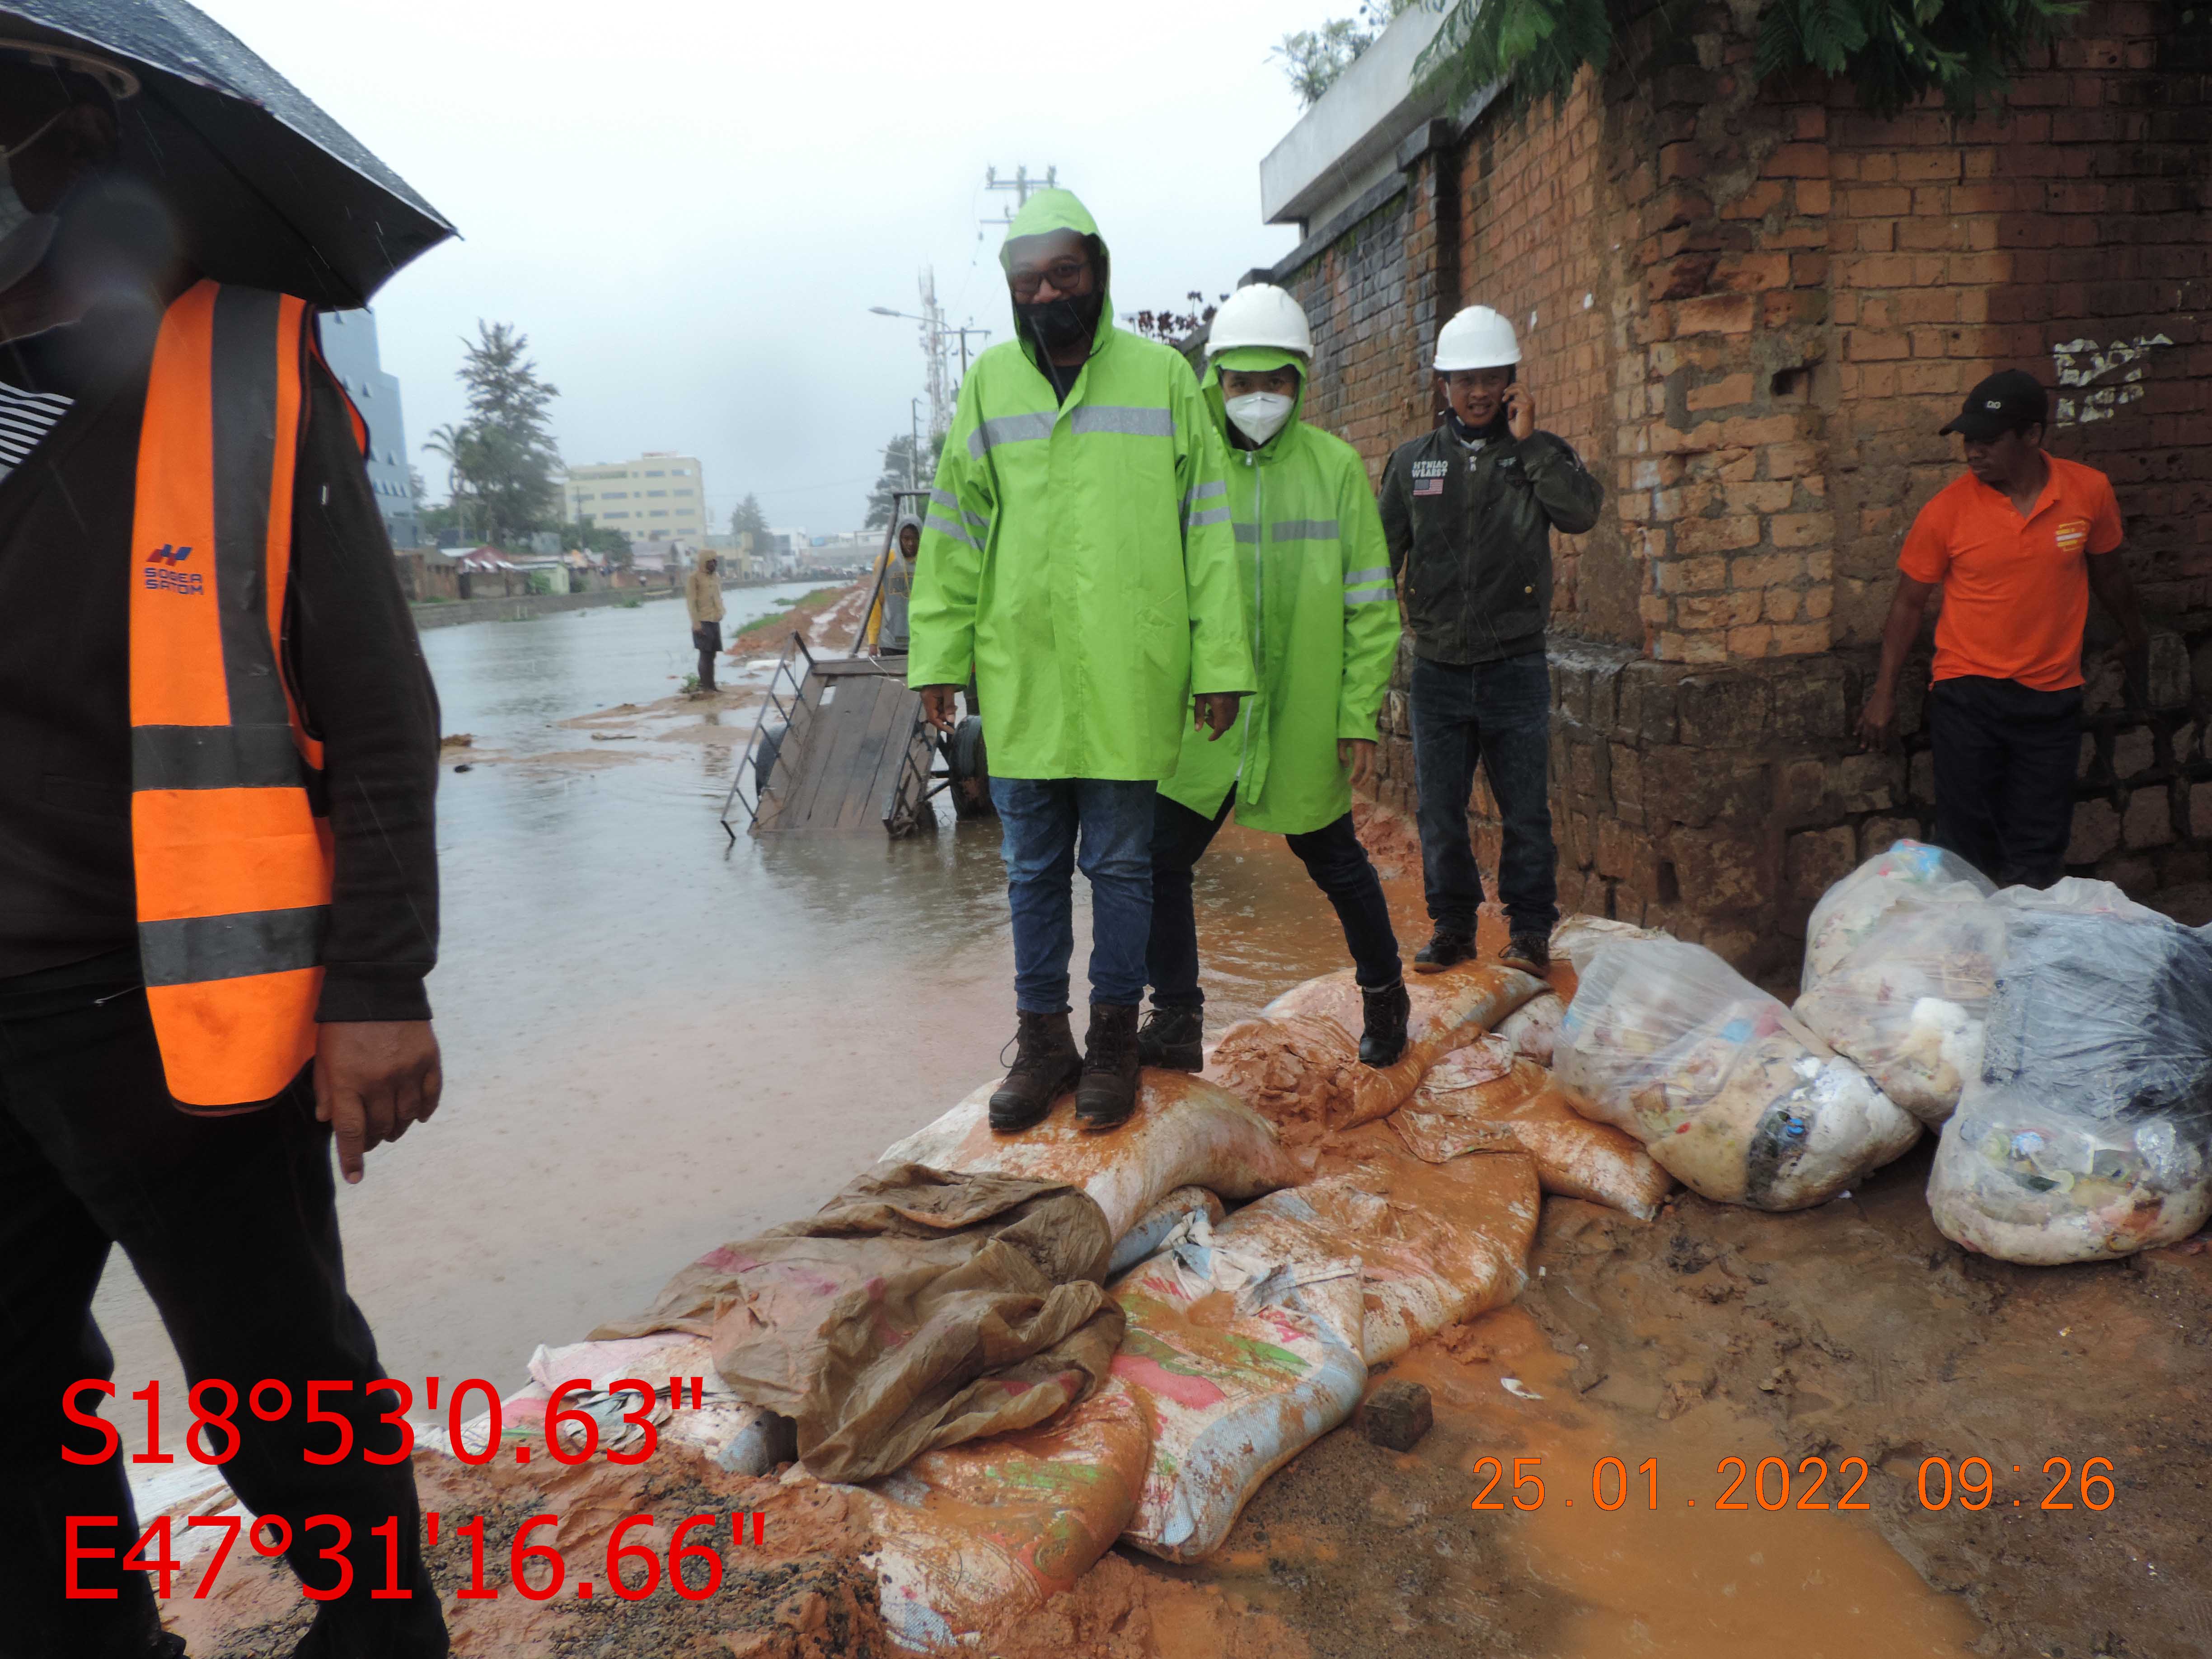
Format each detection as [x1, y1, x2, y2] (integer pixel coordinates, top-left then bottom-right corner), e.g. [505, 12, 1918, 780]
[1204, 346, 1308, 464]
[1001, 187, 1113, 367]
[892, 509, 924, 553]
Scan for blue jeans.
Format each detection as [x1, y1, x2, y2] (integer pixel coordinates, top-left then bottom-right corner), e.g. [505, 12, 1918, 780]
[989, 777, 1158, 1012]
[1409, 651, 1558, 937]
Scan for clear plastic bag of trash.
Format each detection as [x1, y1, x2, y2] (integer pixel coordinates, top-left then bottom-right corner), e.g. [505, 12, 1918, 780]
[1552, 914, 1668, 972]
[1793, 841, 2005, 1125]
[1927, 896, 2212, 1263]
[1556, 936, 1921, 1210]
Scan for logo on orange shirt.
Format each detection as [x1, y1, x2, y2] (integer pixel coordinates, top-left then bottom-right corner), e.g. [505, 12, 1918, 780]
[2053, 519, 2089, 555]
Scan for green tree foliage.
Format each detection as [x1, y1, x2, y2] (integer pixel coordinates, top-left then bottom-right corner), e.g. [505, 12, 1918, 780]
[568, 516, 632, 562]
[1414, 0, 2087, 122]
[424, 322, 563, 547]
[1275, 0, 1416, 106]
[729, 492, 769, 544]
[865, 432, 945, 529]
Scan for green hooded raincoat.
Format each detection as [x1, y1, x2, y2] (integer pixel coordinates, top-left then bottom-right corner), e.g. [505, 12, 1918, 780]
[905, 190, 1253, 780]
[1159, 347, 1401, 835]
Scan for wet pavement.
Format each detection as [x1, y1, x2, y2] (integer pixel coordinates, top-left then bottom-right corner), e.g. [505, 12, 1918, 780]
[102, 586, 1362, 1455]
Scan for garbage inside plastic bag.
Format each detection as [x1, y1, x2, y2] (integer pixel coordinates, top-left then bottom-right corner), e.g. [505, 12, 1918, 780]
[879, 1071, 1299, 1240]
[1494, 991, 1569, 1066]
[1203, 961, 1546, 1138]
[857, 1377, 1152, 1653]
[1794, 841, 2005, 1125]
[1110, 1206, 1368, 1564]
[1556, 937, 1921, 1210]
[1927, 897, 2212, 1264]
[1397, 1037, 1675, 1220]
[1107, 1184, 1227, 1278]
[590, 1164, 1122, 1482]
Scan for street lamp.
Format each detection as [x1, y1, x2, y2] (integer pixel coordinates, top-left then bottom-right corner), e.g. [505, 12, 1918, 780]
[868, 307, 991, 376]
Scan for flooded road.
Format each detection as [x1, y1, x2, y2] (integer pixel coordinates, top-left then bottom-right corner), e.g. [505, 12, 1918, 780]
[101, 586, 1361, 1448]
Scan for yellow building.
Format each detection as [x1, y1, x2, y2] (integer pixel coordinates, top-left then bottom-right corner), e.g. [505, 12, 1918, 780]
[563, 451, 710, 539]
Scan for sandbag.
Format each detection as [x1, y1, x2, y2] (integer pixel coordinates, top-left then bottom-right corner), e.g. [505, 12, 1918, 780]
[1494, 991, 1568, 1065]
[526, 1332, 795, 1476]
[1554, 914, 1667, 970]
[1793, 842, 2003, 1125]
[878, 1071, 1299, 1240]
[1556, 937, 1921, 1210]
[1286, 1139, 1540, 1363]
[1110, 1209, 1367, 1563]
[1927, 895, 2212, 1264]
[858, 1378, 1153, 1653]
[1397, 1038, 1675, 1220]
[1107, 1185, 1227, 1279]
[1203, 961, 1546, 1138]
[590, 1164, 1122, 1482]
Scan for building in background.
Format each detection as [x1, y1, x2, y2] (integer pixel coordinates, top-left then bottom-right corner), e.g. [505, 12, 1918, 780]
[318, 308, 419, 548]
[563, 452, 710, 540]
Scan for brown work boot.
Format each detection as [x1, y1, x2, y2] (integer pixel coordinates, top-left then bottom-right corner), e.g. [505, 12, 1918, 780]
[989, 1010, 1080, 1134]
[1075, 1002, 1142, 1130]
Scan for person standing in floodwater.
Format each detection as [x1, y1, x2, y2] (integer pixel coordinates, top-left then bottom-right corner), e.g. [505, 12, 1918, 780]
[686, 550, 726, 692]
[1139, 284, 1410, 1073]
[909, 187, 1253, 1133]
[867, 511, 921, 655]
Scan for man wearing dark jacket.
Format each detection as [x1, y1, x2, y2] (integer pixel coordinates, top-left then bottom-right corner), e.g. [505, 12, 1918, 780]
[1379, 305, 1602, 975]
[0, 49, 447, 1659]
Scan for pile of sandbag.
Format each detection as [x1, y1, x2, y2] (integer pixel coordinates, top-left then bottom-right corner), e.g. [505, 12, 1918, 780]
[1556, 935, 1921, 1210]
[1111, 1141, 1539, 1561]
[1928, 884, 2212, 1264]
[1397, 1036, 1675, 1219]
[1793, 842, 2006, 1125]
[1203, 961, 1547, 1138]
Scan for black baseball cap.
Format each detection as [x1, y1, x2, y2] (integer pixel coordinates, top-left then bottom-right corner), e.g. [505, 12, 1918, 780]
[1940, 370, 2048, 440]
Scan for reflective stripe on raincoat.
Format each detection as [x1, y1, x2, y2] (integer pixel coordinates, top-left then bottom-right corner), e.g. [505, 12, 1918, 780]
[1159, 346, 1400, 836]
[905, 188, 1253, 780]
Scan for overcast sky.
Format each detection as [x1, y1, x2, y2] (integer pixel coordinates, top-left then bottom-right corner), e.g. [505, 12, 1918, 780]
[192, 0, 1323, 535]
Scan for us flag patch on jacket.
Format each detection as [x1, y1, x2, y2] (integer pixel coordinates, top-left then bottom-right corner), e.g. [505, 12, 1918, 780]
[1411, 459, 1448, 497]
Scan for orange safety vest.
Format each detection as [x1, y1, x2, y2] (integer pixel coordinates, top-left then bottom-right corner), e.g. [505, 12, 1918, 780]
[129, 280, 361, 1109]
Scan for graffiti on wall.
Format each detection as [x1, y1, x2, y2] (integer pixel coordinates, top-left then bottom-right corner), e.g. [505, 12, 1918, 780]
[2050, 333, 2174, 425]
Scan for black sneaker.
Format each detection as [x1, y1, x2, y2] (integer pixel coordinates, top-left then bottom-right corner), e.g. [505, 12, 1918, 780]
[1412, 929, 1476, 974]
[1137, 1004, 1204, 1072]
[1500, 932, 1551, 975]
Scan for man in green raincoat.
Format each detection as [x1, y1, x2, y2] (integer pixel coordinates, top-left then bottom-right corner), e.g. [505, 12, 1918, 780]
[909, 190, 1252, 1132]
[1139, 284, 1409, 1071]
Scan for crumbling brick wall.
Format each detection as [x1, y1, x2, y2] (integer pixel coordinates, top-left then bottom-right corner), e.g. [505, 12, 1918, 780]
[1272, 0, 2212, 975]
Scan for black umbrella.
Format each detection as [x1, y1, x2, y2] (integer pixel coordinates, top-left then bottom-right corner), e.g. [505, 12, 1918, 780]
[1, 0, 455, 308]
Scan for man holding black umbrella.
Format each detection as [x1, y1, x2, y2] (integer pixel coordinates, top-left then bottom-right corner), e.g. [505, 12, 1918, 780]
[0, 40, 448, 1659]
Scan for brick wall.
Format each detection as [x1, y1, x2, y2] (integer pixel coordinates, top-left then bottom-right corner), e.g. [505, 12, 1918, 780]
[1272, 0, 2212, 973]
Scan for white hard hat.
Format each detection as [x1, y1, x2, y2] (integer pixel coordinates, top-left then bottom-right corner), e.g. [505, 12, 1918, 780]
[1434, 305, 1521, 372]
[1207, 283, 1313, 359]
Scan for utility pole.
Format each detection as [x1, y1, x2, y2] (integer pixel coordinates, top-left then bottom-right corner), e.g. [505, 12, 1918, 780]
[982, 163, 1058, 230]
[909, 398, 923, 490]
[919, 267, 951, 442]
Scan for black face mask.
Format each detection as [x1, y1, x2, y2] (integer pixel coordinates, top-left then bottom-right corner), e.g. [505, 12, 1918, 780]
[1016, 291, 1103, 356]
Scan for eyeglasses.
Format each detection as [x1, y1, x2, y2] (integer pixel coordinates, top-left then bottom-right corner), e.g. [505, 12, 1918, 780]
[1009, 258, 1091, 301]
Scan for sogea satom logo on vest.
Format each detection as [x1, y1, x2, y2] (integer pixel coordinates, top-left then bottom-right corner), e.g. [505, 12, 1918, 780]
[144, 543, 203, 595]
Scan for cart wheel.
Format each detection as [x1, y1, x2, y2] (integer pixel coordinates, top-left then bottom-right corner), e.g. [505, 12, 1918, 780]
[946, 716, 994, 820]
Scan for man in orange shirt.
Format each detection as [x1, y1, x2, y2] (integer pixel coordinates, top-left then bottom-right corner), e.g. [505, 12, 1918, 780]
[1859, 370, 2148, 887]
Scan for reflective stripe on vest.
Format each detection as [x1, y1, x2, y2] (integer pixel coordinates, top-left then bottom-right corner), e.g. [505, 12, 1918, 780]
[130, 281, 334, 1108]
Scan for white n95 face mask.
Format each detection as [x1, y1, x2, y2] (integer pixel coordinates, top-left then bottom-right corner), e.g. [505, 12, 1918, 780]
[1225, 391, 1293, 446]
